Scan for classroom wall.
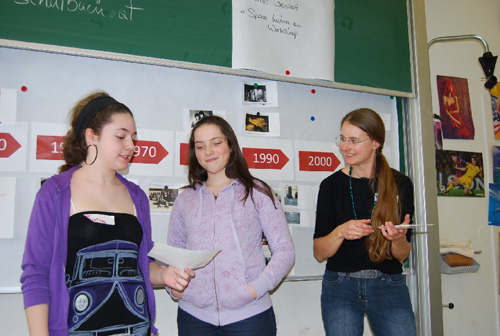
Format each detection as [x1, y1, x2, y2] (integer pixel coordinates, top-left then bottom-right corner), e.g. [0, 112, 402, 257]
[425, 0, 500, 335]
[0, 46, 402, 335]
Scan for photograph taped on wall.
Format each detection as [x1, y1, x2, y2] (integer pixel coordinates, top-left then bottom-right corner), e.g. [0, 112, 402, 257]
[493, 145, 500, 185]
[282, 183, 298, 207]
[184, 109, 226, 132]
[148, 185, 183, 212]
[437, 75, 475, 140]
[272, 187, 282, 204]
[261, 234, 271, 265]
[245, 112, 269, 133]
[488, 183, 500, 226]
[243, 111, 280, 136]
[189, 110, 213, 129]
[436, 149, 484, 197]
[243, 82, 278, 107]
[489, 83, 500, 139]
[285, 210, 300, 225]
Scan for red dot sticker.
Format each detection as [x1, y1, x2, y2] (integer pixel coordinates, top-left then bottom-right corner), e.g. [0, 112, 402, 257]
[21, 86, 28, 92]
[311, 89, 316, 94]
[285, 70, 290, 75]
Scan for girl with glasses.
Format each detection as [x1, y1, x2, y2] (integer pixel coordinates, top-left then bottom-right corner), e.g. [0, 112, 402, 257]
[313, 108, 416, 336]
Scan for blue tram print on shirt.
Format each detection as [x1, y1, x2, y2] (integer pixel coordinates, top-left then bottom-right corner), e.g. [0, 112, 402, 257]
[66, 240, 149, 335]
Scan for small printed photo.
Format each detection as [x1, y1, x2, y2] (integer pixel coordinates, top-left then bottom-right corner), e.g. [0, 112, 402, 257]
[40, 177, 49, 187]
[244, 83, 267, 103]
[283, 184, 298, 206]
[493, 146, 500, 185]
[285, 211, 300, 225]
[435, 149, 484, 197]
[184, 109, 226, 131]
[261, 234, 272, 265]
[243, 111, 281, 136]
[37, 176, 51, 192]
[242, 81, 278, 107]
[148, 185, 183, 212]
[489, 82, 500, 139]
[488, 183, 500, 226]
[245, 112, 269, 133]
[189, 110, 213, 128]
[272, 188, 282, 204]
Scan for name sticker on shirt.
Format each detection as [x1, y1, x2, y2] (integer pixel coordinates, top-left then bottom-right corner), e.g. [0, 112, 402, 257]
[84, 214, 115, 225]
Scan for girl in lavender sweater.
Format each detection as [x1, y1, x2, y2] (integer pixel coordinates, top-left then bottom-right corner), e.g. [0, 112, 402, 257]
[167, 116, 295, 335]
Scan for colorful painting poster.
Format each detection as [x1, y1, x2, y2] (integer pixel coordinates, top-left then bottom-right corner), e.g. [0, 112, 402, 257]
[437, 75, 475, 140]
[493, 145, 500, 185]
[489, 82, 500, 139]
[436, 149, 484, 197]
[488, 184, 500, 225]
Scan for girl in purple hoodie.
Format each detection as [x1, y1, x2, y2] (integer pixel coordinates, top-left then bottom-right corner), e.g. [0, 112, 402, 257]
[21, 91, 194, 335]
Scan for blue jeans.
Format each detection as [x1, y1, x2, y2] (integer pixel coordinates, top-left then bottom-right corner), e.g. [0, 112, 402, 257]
[321, 270, 416, 336]
[177, 307, 277, 336]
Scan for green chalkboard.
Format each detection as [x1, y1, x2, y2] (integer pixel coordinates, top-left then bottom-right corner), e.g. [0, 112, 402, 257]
[0, 0, 232, 67]
[334, 0, 412, 93]
[0, 0, 411, 93]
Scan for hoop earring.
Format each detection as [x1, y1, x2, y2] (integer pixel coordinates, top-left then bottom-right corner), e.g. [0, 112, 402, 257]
[85, 144, 98, 165]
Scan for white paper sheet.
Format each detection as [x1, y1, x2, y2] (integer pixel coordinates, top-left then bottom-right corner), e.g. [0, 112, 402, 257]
[0, 122, 28, 172]
[148, 242, 220, 270]
[232, 0, 335, 81]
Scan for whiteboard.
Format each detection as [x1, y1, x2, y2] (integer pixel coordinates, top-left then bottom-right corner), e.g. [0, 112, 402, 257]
[0, 46, 400, 290]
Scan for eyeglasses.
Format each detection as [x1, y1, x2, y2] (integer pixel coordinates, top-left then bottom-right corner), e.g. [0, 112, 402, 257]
[335, 136, 371, 146]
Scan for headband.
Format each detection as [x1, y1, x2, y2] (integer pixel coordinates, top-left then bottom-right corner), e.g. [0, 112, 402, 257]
[75, 96, 119, 140]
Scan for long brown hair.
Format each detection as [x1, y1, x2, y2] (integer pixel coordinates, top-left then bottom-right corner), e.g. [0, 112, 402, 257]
[58, 91, 133, 173]
[187, 115, 277, 207]
[342, 108, 400, 262]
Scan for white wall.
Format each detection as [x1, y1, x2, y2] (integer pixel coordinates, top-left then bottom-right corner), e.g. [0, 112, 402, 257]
[425, 0, 500, 335]
[0, 45, 402, 335]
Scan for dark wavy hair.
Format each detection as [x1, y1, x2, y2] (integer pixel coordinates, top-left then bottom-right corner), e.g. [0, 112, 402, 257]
[187, 115, 276, 207]
[58, 91, 132, 173]
[342, 108, 400, 263]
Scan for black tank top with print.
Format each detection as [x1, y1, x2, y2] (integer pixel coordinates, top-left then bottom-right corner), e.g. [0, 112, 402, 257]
[65, 211, 150, 336]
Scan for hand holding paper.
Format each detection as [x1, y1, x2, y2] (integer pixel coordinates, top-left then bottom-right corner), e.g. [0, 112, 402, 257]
[148, 242, 220, 270]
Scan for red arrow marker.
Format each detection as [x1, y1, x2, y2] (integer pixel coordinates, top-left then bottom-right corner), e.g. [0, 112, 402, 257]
[130, 140, 168, 164]
[299, 151, 340, 172]
[179, 142, 189, 166]
[0, 133, 22, 158]
[242, 147, 289, 170]
[36, 135, 64, 160]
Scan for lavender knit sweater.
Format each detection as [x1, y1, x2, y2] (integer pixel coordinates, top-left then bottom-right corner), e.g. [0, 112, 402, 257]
[167, 179, 295, 326]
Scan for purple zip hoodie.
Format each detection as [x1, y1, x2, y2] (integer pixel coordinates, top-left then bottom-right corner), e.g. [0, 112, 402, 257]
[167, 179, 295, 326]
[20, 166, 158, 335]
